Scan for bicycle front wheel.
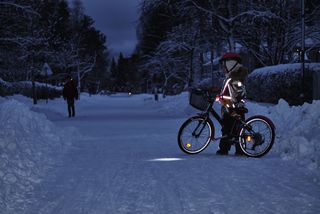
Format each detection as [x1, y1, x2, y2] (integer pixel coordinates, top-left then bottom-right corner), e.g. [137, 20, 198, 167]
[178, 116, 214, 154]
[239, 115, 275, 158]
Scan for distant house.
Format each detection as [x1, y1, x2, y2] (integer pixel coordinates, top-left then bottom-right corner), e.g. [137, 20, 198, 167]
[294, 38, 320, 62]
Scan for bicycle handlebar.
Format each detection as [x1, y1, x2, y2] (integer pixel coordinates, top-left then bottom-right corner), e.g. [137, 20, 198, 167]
[202, 89, 218, 103]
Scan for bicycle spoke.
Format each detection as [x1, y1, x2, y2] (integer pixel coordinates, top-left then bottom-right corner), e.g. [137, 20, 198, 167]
[179, 117, 212, 153]
[239, 118, 274, 157]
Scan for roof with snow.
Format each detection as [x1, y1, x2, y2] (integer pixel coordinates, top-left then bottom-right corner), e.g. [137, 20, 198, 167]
[296, 38, 320, 48]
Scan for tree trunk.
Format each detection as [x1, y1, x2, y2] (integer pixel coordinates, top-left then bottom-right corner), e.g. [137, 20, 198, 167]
[210, 48, 214, 87]
[228, 34, 235, 52]
[188, 49, 194, 87]
[163, 74, 168, 99]
[32, 79, 37, 105]
[200, 52, 204, 80]
[77, 63, 81, 100]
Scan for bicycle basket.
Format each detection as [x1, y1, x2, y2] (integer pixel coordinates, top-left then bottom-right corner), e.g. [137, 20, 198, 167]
[189, 89, 209, 111]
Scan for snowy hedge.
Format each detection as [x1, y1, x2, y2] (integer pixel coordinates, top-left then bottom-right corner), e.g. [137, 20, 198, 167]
[0, 99, 77, 213]
[0, 78, 62, 100]
[246, 63, 320, 105]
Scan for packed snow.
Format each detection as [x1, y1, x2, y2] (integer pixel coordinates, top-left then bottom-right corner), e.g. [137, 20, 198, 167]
[0, 93, 319, 214]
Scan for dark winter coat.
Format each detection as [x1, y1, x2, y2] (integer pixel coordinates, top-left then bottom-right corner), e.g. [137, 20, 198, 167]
[220, 65, 248, 107]
[227, 65, 248, 82]
[63, 79, 78, 100]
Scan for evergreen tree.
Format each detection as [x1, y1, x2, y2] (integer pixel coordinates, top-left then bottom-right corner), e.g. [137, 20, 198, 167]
[110, 58, 117, 78]
[116, 53, 128, 90]
[71, 0, 84, 26]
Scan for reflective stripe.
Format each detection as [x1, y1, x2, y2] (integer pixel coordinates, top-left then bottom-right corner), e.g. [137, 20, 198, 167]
[227, 84, 233, 97]
[222, 96, 232, 100]
[221, 78, 231, 94]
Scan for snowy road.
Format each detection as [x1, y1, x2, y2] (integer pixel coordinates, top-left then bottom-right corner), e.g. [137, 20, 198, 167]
[25, 95, 320, 214]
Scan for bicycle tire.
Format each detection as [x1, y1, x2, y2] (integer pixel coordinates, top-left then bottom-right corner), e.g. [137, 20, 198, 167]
[177, 116, 214, 154]
[238, 115, 275, 158]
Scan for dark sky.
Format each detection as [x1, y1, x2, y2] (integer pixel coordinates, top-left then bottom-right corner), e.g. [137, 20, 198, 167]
[81, 0, 140, 57]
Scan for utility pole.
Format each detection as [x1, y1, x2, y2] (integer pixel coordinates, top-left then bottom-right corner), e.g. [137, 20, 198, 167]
[211, 48, 214, 87]
[45, 66, 48, 103]
[301, 0, 305, 97]
[32, 66, 37, 105]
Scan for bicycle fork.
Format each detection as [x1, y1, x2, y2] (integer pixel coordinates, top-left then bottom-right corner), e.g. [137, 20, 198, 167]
[192, 116, 209, 138]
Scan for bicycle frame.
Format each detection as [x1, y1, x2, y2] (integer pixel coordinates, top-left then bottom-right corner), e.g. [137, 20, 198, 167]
[194, 100, 253, 142]
[200, 101, 222, 124]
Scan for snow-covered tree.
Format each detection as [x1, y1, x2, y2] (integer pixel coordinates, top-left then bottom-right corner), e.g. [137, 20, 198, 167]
[136, 0, 320, 94]
[0, 0, 109, 97]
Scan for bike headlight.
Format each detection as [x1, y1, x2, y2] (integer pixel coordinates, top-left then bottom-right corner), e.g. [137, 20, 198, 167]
[246, 135, 252, 142]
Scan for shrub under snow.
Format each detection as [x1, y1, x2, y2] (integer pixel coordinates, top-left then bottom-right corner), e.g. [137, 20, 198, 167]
[247, 63, 320, 105]
[0, 78, 62, 100]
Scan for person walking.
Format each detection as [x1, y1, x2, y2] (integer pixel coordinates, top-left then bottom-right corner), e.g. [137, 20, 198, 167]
[63, 75, 78, 118]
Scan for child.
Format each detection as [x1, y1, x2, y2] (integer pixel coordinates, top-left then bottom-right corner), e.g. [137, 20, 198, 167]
[216, 53, 248, 155]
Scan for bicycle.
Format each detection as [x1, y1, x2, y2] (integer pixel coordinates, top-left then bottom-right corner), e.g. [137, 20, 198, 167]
[177, 89, 276, 158]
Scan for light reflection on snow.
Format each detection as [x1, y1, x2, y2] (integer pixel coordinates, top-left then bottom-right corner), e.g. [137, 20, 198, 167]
[148, 158, 184, 162]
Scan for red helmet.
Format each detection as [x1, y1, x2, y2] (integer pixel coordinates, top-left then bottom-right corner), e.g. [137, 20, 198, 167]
[219, 52, 241, 63]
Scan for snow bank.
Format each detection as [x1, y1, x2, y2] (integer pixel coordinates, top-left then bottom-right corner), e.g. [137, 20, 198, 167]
[247, 99, 320, 170]
[0, 99, 77, 213]
[153, 93, 320, 170]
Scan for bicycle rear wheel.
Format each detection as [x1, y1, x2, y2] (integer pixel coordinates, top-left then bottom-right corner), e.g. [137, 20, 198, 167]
[177, 116, 214, 154]
[238, 115, 275, 158]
